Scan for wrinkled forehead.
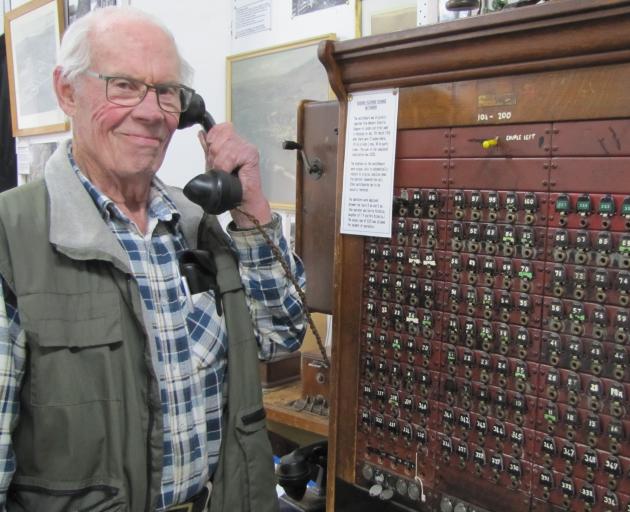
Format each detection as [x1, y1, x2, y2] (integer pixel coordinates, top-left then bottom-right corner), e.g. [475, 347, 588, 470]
[89, 18, 181, 81]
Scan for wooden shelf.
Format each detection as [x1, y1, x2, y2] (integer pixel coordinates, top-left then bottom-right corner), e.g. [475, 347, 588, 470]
[263, 381, 329, 437]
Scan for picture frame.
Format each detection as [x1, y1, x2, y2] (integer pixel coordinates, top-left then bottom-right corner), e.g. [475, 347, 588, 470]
[292, 0, 348, 17]
[355, 0, 418, 37]
[4, 0, 68, 137]
[64, 0, 127, 27]
[227, 34, 335, 209]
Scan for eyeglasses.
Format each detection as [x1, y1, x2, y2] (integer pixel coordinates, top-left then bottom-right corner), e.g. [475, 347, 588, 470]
[84, 70, 195, 114]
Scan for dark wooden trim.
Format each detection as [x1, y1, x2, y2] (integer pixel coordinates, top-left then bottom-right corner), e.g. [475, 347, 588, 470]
[318, 0, 630, 95]
[294, 100, 308, 262]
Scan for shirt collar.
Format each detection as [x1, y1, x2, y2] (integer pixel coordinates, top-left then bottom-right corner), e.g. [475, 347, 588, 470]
[67, 143, 181, 227]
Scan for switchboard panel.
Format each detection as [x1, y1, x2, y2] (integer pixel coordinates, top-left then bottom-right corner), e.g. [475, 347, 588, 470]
[317, 3, 630, 512]
[354, 121, 630, 511]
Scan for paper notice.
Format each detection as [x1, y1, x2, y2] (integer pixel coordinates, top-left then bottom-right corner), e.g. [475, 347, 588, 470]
[340, 89, 399, 238]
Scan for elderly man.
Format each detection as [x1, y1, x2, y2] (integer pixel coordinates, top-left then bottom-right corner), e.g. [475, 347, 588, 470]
[0, 7, 305, 512]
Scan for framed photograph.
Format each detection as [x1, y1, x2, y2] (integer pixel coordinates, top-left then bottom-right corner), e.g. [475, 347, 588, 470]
[4, 0, 68, 137]
[227, 34, 335, 208]
[292, 0, 348, 17]
[65, 0, 126, 27]
[356, 0, 418, 36]
[18, 140, 59, 183]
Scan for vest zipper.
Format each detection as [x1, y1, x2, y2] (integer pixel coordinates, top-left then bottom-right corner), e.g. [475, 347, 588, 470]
[145, 371, 154, 512]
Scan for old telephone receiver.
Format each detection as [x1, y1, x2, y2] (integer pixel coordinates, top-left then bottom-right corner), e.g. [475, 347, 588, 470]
[277, 440, 327, 511]
[177, 93, 243, 215]
[176, 93, 329, 371]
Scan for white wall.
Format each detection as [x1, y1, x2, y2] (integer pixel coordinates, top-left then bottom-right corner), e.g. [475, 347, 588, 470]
[3, 0, 359, 188]
[131, 0, 233, 187]
[135, 0, 357, 188]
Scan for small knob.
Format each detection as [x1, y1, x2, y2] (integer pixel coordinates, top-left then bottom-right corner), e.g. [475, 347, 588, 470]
[454, 502, 470, 512]
[440, 496, 455, 512]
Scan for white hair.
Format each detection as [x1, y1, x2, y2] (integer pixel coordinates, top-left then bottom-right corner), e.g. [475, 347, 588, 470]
[57, 6, 194, 86]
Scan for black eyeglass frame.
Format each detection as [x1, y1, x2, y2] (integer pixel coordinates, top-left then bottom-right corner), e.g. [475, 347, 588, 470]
[83, 70, 195, 114]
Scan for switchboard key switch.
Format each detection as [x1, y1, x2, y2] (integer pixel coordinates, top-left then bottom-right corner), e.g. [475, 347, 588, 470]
[505, 192, 519, 224]
[426, 189, 441, 219]
[573, 266, 587, 300]
[585, 412, 602, 448]
[520, 227, 536, 259]
[453, 190, 466, 219]
[591, 308, 607, 341]
[452, 222, 464, 251]
[551, 265, 567, 297]
[587, 376, 603, 412]
[576, 193, 593, 228]
[410, 219, 421, 247]
[575, 230, 591, 265]
[546, 368, 560, 400]
[567, 337, 583, 371]
[411, 190, 423, 218]
[553, 229, 569, 262]
[607, 419, 624, 454]
[579, 483, 597, 510]
[614, 309, 630, 343]
[566, 371, 581, 407]
[467, 223, 481, 253]
[565, 406, 579, 442]
[622, 196, 630, 230]
[426, 221, 438, 248]
[523, 192, 538, 225]
[555, 194, 571, 226]
[393, 248, 406, 275]
[609, 383, 626, 418]
[470, 191, 483, 221]
[620, 235, 630, 268]
[612, 345, 627, 380]
[502, 225, 516, 257]
[568, 302, 586, 336]
[546, 332, 562, 366]
[487, 191, 500, 222]
[397, 189, 410, 217]
[479, 321, 494, 350]
[539, 468, 554, 501]
[599, 195, 615, 229]
[596, 231, 613, 267]
[548, 299, 564, 332]
[543, 401, 559, 433]
[593, 268, 610, 302]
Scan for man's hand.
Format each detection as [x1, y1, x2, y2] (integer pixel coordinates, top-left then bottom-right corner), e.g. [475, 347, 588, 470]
[198, 123, 272, 227]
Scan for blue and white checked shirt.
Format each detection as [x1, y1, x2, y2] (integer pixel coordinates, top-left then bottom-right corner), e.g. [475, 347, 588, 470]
[0, 152, 306, 510]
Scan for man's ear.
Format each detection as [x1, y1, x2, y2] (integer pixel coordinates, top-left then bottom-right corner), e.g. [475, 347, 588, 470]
[53, 66, 77, 117]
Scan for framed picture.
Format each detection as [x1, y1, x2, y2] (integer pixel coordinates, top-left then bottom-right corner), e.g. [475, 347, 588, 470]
[356, 0, 418, 36]
[292, 0, 348, 17]
[227, 34, 335, 208]
[4, 0, 68, 137]
[65, 0, 126, 27]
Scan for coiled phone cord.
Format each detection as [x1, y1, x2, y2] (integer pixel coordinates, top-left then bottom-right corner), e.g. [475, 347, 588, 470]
[235, 207, 330, 369]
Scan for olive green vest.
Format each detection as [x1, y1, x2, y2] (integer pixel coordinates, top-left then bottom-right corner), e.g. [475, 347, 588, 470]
[0, 141, 279, 512]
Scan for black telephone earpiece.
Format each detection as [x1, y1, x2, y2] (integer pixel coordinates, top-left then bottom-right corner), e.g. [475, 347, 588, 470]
[179, 93, 243, 215]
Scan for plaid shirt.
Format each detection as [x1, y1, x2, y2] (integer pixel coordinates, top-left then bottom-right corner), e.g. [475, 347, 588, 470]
[0, 154, 305, 510]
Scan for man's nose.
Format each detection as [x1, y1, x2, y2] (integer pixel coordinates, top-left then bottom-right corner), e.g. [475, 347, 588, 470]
[132, 89, 165, 120]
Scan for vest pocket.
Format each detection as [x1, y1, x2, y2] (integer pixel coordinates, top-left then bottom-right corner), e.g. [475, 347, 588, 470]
[234, 405, 278, 512]
[21, 291, 124, 406]
[8, 478, 127, 512]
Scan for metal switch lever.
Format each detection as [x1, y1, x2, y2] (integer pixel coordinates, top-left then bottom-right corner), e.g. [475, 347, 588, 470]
[283, 140, 324, 179]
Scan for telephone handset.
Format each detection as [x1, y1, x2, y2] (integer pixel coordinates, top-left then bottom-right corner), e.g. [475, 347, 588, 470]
[178, 93, 243, 214]
[178, 93, 330, 369]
